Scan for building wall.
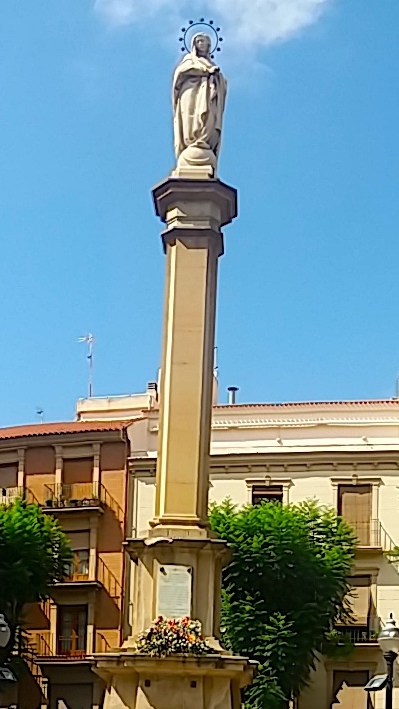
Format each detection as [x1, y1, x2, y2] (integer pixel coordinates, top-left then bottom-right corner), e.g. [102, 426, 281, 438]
[127, 401, 399, 709]
[0, 430, 129, 709]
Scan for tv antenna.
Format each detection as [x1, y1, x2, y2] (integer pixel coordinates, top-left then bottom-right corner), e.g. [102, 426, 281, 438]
[36, 408, 44, 424]
[78, 333, 95, 398]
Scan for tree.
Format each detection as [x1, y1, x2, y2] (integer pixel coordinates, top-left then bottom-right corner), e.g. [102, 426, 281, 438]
[209, 499, 356, 709]
[0, 500, 72, 662]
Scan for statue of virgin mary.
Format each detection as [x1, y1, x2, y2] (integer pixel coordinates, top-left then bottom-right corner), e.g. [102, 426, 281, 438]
[172, 33, 227, 174]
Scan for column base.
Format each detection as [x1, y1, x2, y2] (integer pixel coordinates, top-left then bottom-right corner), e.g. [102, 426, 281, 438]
[92, 653, 256, 709]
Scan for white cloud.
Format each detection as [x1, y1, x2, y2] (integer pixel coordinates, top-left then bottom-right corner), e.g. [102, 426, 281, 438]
[94, 0, 332, 48]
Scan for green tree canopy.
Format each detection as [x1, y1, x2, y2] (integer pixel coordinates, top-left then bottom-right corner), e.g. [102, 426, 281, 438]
[0, 500, 72, 660]
[209, 499, 356, 709]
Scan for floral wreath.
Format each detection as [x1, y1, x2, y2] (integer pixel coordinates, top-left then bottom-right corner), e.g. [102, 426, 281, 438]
[135, 616, 217, 658]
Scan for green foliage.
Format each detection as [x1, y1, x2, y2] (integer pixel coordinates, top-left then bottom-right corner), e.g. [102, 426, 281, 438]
[209, 499, 356, 709]
[322, 628, 354, 659]
[0, 500, 72, 660]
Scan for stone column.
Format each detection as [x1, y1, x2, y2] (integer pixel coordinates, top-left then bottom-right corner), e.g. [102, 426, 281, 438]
[55, 446, 63, 490]
[150, 178, 237, 535]
[92, 178, 255, 709]
[93, 443, 101, 498]
[17, 448, 25, 491]
[89, 517, 98, 579]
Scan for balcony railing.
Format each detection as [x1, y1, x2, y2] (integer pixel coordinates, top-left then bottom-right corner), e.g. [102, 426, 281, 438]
[34, 632, 86, 659]
[97, 557, 122, 598]
[43, 482, 102, 509]
[34, 631, 111, 659]
[34, 632, 53, 657]
[337, 626, 378, 644]
[55, 554, 120, 599]
[57, 634, 86, 658]
[349, 520, 381, 548]
[41, 482, 124, 520]
[0, 486, 25, 505]
[96, 633, 111, 653]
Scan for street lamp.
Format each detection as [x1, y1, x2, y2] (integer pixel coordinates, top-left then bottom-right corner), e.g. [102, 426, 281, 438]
[0, 615, 10, 649]
[0, 614, 16, 684]
[378, 614, 399, 709]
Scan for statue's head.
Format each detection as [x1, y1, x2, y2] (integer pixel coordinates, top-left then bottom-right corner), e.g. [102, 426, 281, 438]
[191, 33, 212, 59]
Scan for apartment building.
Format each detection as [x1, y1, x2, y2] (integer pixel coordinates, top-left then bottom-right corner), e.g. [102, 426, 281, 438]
[0, 419, 135, 709]
[113, 393, 399, 709]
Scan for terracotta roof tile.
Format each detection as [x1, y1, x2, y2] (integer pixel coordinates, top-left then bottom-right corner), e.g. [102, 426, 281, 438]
[0, 419, 139, 441]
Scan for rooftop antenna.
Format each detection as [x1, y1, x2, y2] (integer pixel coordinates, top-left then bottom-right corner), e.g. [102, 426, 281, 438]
[36, 408, 44, 424]
[396, 375, 399, 399]
[78, 333, 94, 398]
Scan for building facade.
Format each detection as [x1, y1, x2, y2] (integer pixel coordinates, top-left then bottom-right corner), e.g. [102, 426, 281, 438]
[123, 395, 399, 709]
[2, 393, 399, 708]
[0, 420, 135, 709]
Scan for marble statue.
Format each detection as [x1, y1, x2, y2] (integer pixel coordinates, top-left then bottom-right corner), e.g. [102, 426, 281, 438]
[172, 33, 227, 175]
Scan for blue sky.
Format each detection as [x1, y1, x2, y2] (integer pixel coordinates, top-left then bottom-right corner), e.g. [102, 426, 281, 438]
[0, 0, 398, 426]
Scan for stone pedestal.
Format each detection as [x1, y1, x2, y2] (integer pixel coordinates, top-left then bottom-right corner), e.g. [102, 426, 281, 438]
[125, 537, 229, 644]
[94, 655, 254, 709]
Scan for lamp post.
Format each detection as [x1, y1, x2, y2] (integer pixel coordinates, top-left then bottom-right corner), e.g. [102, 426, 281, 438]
[0, 615, 10, 651]
[378, 614, 399, 709]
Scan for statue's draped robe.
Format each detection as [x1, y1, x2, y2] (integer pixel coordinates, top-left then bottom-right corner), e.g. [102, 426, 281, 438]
[173, 52, 227, 160]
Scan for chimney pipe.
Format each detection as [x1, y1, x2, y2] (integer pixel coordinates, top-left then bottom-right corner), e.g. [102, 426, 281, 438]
[227, 386, 239, 405]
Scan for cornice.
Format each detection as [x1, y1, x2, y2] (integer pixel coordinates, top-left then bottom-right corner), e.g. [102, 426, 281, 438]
[129, 450, 399, 478]
[212, 415, 399, 429]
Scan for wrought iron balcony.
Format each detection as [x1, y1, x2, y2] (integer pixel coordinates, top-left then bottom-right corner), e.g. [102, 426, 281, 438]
[347, 520, 381, 548]
[338, 626, 378, 644]
[0, 486, 25, 505]
[335, 616, 380, 645]
[40, 482, 123, 520]
[52, 553, 121, 599]
[42, 482, 102, 509]
[34, 631, 110, 659]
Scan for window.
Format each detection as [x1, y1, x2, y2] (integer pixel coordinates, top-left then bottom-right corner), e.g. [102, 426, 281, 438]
[338, 484, 372, 545]
[332, 670, 371, 708]
[336, 576, 374, 643]
[63, 458, 93, 485]
[251, 485, 283, 505]
[65, 531, 90, 580]
[58, 605, 87, 656]
[0, 463, 18, 500]
[62, 458, 94, 503]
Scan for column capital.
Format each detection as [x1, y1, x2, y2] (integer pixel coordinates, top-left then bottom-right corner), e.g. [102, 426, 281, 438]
[152, 178, 237, 247]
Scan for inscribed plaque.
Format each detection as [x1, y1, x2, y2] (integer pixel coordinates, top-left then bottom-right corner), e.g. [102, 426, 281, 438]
[156, 564, 192, 619]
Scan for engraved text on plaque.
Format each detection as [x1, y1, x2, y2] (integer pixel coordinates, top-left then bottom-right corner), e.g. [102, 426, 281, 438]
[156, 564, 192, 619]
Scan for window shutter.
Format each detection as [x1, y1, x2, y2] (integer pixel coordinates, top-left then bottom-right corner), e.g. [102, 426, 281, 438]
[63, 458, 93, 485]
[348, 576, 371, 626]
[339, 485, 372, 545]
[0, 464, 18, 489]
[66, 531, 90, 550]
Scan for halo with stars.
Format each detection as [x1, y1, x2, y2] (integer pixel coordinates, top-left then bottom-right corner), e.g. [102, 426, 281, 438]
[178, 19, 224, 59]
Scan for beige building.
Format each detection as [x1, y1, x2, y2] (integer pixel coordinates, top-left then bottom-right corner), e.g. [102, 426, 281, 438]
[77, 388, 399, 709]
